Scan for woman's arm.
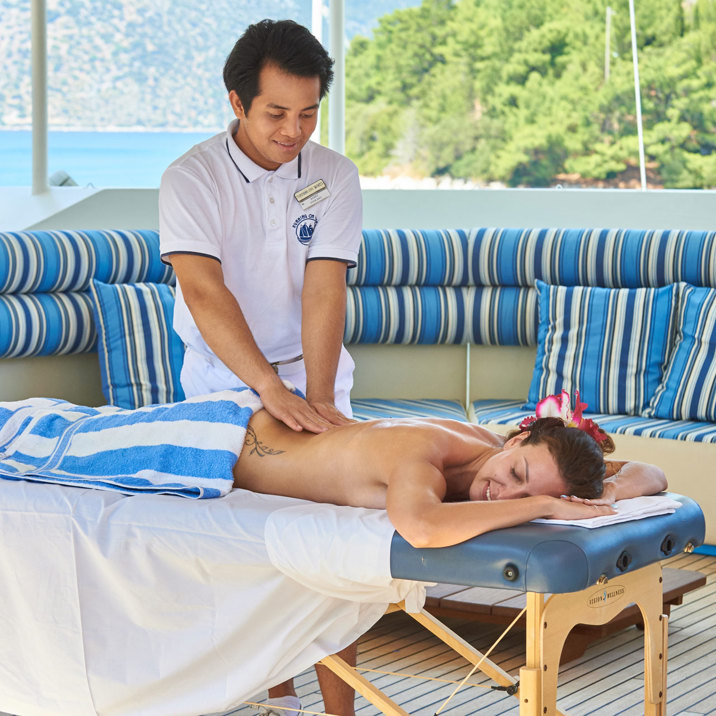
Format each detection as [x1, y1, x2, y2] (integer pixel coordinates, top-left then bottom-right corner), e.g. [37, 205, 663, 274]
[567, 460, 668, 506]
[385, 463, 615, 548]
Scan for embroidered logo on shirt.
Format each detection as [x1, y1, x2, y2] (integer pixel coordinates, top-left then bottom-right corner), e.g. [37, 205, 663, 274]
[293, 214, 318, 245]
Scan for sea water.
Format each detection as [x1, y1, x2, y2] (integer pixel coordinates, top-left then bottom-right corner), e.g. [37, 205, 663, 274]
[0, 129, 217, 187]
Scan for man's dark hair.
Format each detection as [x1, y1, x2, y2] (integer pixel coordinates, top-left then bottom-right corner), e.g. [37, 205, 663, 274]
[223, 19, 334, 113]
[506, 417, 616, 499]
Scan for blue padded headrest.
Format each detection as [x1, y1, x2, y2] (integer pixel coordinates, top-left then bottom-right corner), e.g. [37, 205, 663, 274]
[389, 493, 705, 593]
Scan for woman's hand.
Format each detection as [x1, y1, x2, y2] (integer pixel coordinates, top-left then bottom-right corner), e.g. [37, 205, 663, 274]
[545, 495, 617, 519]
[560, 480, 618, 507]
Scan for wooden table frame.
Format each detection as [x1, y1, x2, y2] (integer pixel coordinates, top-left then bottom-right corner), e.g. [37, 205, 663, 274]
[319, 562, 668, 715]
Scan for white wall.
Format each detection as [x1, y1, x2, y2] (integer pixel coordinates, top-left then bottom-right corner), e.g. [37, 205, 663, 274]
[3, 186, 714, 232]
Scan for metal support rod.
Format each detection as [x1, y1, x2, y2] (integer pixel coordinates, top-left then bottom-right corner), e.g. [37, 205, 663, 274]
[629, 0, 647, 190]
[328, 0, 345, 154]
[31, 0, 48, 194]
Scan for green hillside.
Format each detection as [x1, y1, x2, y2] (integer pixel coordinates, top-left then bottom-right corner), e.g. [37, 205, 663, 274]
[345, 0, 716, 188]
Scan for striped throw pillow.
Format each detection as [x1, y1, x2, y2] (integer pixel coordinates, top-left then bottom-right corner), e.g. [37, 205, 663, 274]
[645, 284, 716, 421]
[525, 280, 678, 415]
[89, 280, 185, 409]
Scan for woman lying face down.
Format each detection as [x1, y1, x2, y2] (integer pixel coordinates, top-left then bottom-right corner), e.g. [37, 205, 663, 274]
[233, 411, 667, 548]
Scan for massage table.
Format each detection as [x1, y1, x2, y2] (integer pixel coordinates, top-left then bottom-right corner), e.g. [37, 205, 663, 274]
[0, 472, 704, 716]
[318, 492, 705, 715]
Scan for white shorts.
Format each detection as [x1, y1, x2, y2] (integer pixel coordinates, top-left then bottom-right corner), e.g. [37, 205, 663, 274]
[181, 347, 355, 418]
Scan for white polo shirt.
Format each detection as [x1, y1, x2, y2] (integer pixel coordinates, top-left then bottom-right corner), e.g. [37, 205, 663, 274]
[159, 119, 362, 409]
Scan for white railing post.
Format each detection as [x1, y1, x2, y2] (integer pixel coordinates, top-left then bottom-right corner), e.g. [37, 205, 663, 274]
[31, 0, 49, 194]
[311, 0, 324, 144]
[629, 0, 647, 190]
[604, 6, 614, 81]
[328, 0, 345, 155]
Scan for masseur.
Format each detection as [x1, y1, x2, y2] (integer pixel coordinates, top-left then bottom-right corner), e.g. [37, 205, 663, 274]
[159, 19, 362, 434]
[234, 410, 668, 548]
[158, 19, 362, 715]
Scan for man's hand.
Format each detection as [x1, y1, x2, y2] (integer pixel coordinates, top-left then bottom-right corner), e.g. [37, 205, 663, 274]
[259, 381, 333, 433]
[307, 398, 355, 427]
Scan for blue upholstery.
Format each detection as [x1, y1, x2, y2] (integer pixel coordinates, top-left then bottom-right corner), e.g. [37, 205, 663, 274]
[0, 230, 173, 293]
[390, 492, 705, 592]
[472, 398, 716, 444]
[646, 284, 716, 422]
[3, 228, 715, 440]
[352, 398, 468, 421]
[0, 292, 95, 358]
[345, 228, 716, 348]
[345, 285, 536, 345]
[89, 281, 185, 409]
[350, 228, 716, 289]
[0, 230, 173, 359]
[349, 229, 470, 287]
[526, 281, 679, 414]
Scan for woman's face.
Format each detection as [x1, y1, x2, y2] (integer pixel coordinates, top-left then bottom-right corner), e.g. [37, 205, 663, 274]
[469, 434, 568, 502]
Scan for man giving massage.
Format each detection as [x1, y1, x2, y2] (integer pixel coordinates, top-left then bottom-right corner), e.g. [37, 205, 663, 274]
[234, 392, 667, 548]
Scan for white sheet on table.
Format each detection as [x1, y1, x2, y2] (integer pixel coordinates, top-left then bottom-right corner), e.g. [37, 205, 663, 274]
[531, 494, 682, 528]
[0, 479, 414, 716]
[266, 503, 428, 612]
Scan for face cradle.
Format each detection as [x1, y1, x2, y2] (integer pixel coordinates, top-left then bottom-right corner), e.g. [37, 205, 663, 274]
[230, 62, 320, 171]
[468, 436, 567, 502]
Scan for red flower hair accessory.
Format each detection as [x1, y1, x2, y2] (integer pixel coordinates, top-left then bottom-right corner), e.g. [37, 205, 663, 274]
[519, 390, 608, 445]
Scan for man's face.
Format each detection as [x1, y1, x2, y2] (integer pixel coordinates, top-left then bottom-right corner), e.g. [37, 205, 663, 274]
[230, 62, 320, 170]
[468, 434, 567, 502]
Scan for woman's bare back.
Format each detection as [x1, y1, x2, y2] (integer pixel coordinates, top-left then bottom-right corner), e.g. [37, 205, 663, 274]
[232, 410, 501, 508]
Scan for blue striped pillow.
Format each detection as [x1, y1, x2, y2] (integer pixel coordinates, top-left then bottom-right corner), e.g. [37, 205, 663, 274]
[89, 280, 185, 409]
[526, 280, 678, 415]
[646, 284, 716, 421]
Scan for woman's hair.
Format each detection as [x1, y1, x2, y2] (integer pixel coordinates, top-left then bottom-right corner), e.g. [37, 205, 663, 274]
[223, 19, 334, 113]
[506, 417, 615, 499]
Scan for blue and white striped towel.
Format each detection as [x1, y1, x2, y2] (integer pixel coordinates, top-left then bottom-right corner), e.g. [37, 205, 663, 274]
[0, 388, 263, 498]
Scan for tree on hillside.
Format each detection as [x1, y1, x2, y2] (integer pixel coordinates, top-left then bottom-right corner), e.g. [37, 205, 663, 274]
[345, 0, 716, 189]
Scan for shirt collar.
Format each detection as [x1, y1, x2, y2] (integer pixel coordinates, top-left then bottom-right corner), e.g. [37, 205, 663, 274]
[225, 119, 302, 183]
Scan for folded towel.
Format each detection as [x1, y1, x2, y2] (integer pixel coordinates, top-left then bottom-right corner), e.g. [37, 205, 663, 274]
[532, 495, 682, 528]
[0, 389, 263, 498]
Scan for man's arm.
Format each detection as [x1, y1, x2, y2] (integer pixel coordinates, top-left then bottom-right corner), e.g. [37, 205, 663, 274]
[301, 259, 352, 425]
[169, 253, 330, 433]
[385, 463, 615, 549]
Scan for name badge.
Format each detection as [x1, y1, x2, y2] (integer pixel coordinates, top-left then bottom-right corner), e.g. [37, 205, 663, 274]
[294, 179, 330, 210]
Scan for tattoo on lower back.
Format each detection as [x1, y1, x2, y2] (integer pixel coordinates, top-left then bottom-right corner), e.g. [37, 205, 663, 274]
[244, 426, 286, 457]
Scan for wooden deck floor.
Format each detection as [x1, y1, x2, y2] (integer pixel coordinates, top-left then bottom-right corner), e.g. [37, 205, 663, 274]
[227, 552, 716, 716]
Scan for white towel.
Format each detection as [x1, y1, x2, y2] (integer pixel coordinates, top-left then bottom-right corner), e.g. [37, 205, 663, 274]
[532, 495, 682, 528]
[0, 389, 263, 498]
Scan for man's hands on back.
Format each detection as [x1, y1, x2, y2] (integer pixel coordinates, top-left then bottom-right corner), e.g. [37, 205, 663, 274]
[257, 379, 351, 433]
[306, 396, 354, 427]
[171, 253, 346, 434]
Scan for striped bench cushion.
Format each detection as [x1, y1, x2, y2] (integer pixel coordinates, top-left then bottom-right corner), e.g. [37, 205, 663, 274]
[349, 229, 470, 287]
[351, 399, 468, 422]
[471, 399, 716, 444]
[0, 292, 96, 358]
[348, 228, 716, 289]
[0, 230, 174, 359]
[345, 286, 537, 345]
[0, 230, 173, 293]
[468, 228, 716, 288]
